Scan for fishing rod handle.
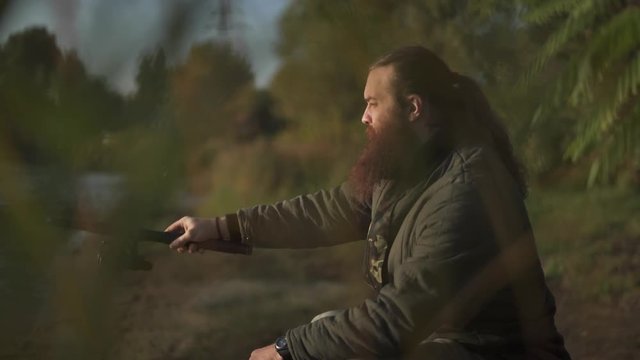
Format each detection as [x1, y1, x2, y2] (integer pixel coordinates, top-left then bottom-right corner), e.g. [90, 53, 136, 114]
[139, 229, 252, 255]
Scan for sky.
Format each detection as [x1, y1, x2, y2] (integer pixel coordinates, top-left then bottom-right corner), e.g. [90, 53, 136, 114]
[0, 0, 290, 93]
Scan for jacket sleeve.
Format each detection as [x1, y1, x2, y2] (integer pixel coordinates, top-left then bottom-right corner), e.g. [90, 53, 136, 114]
[286, 182, 501, 359]
[231, 183, 371, 249]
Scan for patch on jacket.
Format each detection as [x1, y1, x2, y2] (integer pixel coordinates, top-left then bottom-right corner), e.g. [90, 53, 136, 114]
[367, 234, 388, 287]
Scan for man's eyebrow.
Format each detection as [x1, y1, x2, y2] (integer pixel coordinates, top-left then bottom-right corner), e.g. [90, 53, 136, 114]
[364, 96, 376, 102]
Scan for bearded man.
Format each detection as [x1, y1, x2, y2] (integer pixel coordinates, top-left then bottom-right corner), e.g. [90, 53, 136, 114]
[166, 46, 571, 360]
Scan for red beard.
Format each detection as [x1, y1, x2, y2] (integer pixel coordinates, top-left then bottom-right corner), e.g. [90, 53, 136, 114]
[348, 118, 422, 202]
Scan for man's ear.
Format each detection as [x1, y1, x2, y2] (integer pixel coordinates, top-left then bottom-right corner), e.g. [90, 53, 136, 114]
[406, 94, 423, 122]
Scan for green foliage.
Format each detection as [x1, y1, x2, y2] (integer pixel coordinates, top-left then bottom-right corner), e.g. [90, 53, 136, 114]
[527, 187, 640, 299]
[201, 130, 359, 216]
[168, 41, 267, 186]
[523, 0, 640, 186]
[129, 49, 170, 128]
[0, 28, 126, 168]
[171, 41, 253, 146]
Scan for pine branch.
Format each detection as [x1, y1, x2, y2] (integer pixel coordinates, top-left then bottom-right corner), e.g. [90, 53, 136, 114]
[525, 0, 583, 25]
[587, 103, 639, 186]
[568, 8, 640, 103]
[585, 7, 640, 72]
[525, 0, 599, 84]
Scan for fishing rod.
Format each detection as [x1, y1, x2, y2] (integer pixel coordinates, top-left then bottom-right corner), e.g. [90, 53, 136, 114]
[0, 205, 251, 271]
[91, 226, 252, 271]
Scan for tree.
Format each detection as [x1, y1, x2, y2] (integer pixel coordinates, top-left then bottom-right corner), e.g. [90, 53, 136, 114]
[171, 41, 253, 152]
[523, 0, 640, 186]
[168, 41, 255, 193]
[0, 27, 62, 163]
[0, 27, 125, 168]
[129, 49, 170, 128]
[230, 89, 285, 142]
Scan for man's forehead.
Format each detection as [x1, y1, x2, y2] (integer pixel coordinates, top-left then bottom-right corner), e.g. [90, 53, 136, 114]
[364, 65, 396, 98]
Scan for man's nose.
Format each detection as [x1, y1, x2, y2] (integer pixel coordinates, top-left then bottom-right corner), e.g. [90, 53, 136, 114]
[361, 111, 372, 126]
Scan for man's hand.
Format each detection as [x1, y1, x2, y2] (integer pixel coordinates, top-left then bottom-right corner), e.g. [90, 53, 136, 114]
[165, 216, 220, 253]
[249, 344, 283, 360]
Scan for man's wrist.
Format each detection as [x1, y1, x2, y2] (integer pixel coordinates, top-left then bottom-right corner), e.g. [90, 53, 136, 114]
[274, 335, 292, 360]
[217, 216, 231, 241]
[206, 217, 221, 240]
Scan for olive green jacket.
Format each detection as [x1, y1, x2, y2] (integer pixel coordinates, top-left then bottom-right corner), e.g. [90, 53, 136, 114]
[226, 145, 570, 359]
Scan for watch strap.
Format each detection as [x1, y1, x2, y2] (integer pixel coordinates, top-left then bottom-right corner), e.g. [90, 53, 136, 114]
[274, 335, 292, 359]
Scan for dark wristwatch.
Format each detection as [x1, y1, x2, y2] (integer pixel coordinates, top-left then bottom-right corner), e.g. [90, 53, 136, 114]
[274, 335, 292, 360]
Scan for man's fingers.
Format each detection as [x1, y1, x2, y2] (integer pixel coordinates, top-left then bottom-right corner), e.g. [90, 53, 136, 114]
[169, 231, 192, 249]
[166, 217, 216, 254]
[165, 218, 185, 233]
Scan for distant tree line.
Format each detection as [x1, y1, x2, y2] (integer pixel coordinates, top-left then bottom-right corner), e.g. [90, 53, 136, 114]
[0, 27, 284, 175]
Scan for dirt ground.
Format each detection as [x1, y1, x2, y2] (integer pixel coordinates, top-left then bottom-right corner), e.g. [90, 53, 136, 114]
[549, 234, 640, 360]
[551, 282, 640, 360]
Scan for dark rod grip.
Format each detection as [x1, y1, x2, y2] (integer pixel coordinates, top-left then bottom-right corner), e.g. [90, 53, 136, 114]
[138, 229, 252, 255]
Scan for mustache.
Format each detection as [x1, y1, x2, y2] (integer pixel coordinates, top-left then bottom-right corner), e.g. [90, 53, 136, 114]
[365, 126, 375, 141]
